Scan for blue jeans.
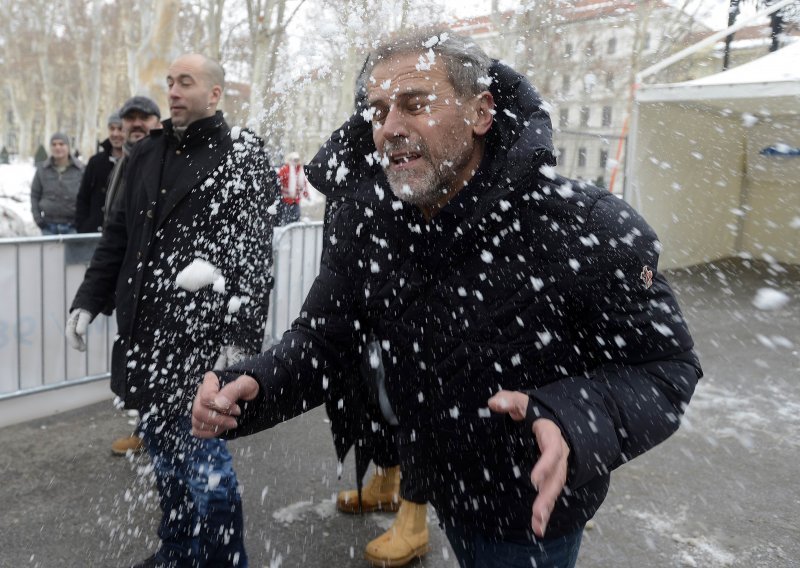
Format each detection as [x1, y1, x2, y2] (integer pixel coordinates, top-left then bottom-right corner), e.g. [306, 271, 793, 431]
[444, 523, 583, 568]
[139, 415, 247, 567]
[40, 222, 76, 235]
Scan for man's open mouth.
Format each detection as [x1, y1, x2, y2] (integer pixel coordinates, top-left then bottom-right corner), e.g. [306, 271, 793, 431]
[389, 152, 422, 167]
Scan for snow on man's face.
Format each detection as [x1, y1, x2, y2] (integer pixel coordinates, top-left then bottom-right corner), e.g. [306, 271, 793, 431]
[367, 53, 494, 215]
[166, 54, 222, 128]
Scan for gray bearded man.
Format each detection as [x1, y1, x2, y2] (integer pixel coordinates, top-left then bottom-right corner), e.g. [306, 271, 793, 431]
[192, 29, 701, 568]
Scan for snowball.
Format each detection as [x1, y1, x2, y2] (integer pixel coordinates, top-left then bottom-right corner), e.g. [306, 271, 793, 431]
[752, 288, 790, 311]
[175, 259, 225, 293]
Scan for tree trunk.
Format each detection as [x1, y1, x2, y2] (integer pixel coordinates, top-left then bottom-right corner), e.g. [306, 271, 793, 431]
[7, 82, 34, 158]
[79, 0, 103, 158]
[134, 0, 180, 113]
[207, 0, 226, 60]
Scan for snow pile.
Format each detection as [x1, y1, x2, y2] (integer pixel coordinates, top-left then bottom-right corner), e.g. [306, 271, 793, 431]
[0, 161, 38, 237]
[751, 287, 790, 311]
[175, 259, 226, 293]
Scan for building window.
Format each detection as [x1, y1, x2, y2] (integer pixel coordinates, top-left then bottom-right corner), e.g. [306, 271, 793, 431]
[602, 106, 612, 127]
[562, 74, 571, 93]
[557, 147, 566, 163]
[605, 72, 614, 90]
[644, 33, 652, 50]
[564, 42, 573, 58]
[559, 108, 569, 128]
[583, 73, 597, 94]
[585, 39, 595, 58]
[607, 37, 617, 54]
[600, 150, 609, 168]
[580, 106, 590, 127]
[578, 147, 587, 168]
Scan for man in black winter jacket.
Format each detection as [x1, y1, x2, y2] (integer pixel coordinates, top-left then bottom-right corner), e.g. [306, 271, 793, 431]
[192, 30, 701, 568]
[74, 112, 125, 233]
[67, 54, 274, 568]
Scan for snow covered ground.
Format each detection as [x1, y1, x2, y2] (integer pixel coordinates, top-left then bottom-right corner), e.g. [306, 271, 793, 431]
[0, 161, 39, 237]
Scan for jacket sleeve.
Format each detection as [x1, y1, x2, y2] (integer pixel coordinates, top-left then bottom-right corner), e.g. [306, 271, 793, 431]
[69, 159, 133, 317]
[219, 204, 364, 437]
[525, 194, 702, 490]
[30, 169, 44, 227]
[74, 159, 94, 229]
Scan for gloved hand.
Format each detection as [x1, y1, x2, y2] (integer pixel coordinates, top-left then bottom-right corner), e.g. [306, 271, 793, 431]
[213, 345, 248, 369]
[65, 309, 93, 351]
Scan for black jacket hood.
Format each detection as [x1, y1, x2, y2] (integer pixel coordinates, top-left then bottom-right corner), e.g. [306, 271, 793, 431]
[306, 60, 555, 207]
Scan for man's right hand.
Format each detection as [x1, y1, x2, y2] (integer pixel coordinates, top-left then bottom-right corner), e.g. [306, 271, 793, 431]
[191, 371, 260, 438]
[65, 309, 93, 351]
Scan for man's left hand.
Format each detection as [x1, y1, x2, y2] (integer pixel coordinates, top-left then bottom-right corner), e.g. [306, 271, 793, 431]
[488, 390, 570, 538]
[191, 371, 260, 438]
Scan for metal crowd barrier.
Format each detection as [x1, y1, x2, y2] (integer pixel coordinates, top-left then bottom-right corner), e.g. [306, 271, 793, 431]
[0, 222, 324, 412]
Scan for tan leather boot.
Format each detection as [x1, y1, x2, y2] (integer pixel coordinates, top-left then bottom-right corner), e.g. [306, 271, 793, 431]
[364, 499, 430, 567]
[111, 435, 144, 456]
[337, 466, 401, 513]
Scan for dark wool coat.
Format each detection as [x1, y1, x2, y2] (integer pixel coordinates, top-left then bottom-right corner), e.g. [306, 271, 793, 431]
[75, 138, 118, 233]
[72, 112, 274, 414]
[223, 63, 702, 540]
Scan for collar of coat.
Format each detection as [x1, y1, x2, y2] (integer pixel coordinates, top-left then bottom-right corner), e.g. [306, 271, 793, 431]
[306, 60, 556, 219]
[44, 153, 84, 171]
[151, 111, 229, 148]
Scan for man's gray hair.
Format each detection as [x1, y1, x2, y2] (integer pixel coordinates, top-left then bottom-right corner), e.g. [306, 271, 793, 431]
[364, 28, 492, 98]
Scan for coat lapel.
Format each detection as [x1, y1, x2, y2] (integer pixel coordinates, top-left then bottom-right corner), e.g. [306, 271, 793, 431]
[155, 129, 232, 230]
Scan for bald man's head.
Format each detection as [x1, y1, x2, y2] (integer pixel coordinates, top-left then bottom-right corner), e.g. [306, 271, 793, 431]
[167, 54, 226, 127]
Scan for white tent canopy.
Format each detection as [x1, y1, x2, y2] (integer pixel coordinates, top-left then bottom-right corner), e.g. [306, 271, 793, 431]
[627, 42, 800, 269]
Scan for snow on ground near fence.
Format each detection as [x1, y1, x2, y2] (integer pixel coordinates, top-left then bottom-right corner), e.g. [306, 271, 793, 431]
[0, 161, 38, 237]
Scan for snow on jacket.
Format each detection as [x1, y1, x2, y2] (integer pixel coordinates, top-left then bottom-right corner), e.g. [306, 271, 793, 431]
[222, 62, 702, 540]
[30, 154, 84, 226]
[75, 138, 118, 233]
[71, 112, 275, 414]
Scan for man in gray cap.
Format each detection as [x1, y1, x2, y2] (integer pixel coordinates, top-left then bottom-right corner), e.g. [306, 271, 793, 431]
[103, 95, 162, 228]
[31, 133, 84, 234]
[99, 95, 162, 457]
[75, 112, 125, 233]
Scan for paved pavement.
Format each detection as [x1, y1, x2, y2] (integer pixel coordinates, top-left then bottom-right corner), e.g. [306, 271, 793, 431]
[0, 259, 798, 568]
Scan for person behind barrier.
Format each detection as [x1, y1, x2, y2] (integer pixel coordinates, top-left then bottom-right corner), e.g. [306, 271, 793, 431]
[31, 132, 84, 235]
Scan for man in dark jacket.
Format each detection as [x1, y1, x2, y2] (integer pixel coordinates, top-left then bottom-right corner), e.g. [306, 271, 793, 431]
[31, 132, 84, 234]
[192, 30, 701, 568]
[75, 112, 125, 232]
[66, 54, 274, 568]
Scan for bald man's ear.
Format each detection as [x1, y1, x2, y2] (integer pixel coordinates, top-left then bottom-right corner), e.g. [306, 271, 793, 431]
[209, 84, 223, 107]
[472, 91, 494, 136]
